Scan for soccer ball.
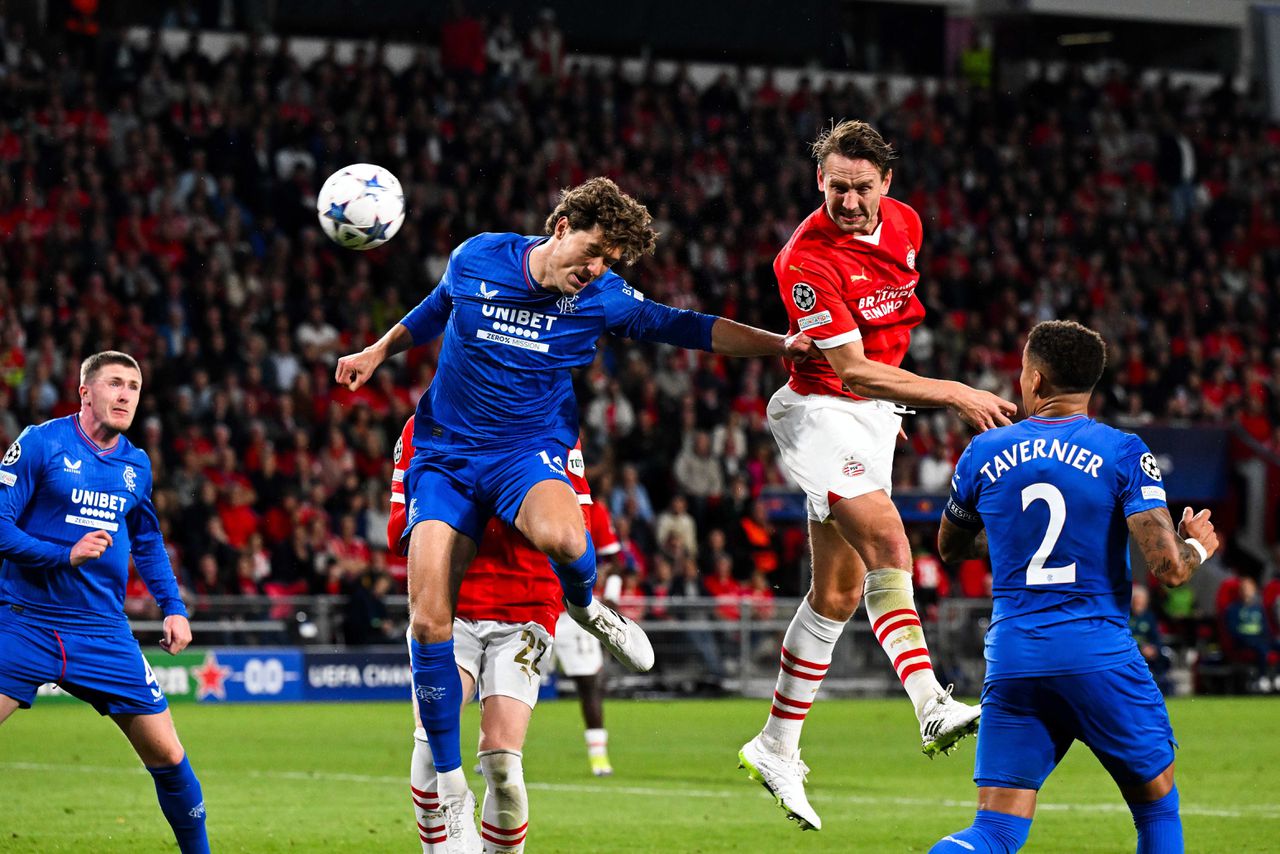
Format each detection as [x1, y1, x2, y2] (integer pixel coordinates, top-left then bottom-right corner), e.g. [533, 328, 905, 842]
[316, 163, 406, 250]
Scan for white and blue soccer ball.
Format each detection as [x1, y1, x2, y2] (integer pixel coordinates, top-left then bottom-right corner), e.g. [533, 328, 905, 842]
[316, 163, 406, 250]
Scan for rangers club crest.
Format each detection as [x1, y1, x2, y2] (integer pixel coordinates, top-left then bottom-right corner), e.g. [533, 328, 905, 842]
[1140, 453, 1163, 482]
[123, 465, 138, 492]
[2, 441, 19, 466]
[792, 282, 817, 311]
[416, 685, 446, 703]
[557, 294, 579, 314]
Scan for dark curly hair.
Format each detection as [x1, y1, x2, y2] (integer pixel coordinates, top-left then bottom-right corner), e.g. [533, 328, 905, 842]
[1026, 320, 1107, 394]
[544, 177, 659, 266]
[810, 119, 897, 176]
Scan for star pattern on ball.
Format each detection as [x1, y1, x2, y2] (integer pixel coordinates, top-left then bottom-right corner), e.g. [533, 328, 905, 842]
[324, 202, 350, 224]
[362, 219, 390, 245]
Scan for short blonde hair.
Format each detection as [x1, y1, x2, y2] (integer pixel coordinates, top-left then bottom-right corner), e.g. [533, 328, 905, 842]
[80, 351, 141, 386]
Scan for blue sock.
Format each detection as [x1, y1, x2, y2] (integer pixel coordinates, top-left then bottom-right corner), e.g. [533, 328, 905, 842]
[147, 756, 209, 854]
[931, 810, 1032, 854]
[552, 531, 597, 607]
[410, 638, 463, 772]
[1130, 785, 1182, 854]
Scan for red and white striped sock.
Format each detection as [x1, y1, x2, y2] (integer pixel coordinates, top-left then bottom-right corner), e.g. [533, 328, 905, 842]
[411, 728, 444, 852]
[864, 568, 944, 715]
[761, 597, 847, 755]
[479, 749, 528, 853]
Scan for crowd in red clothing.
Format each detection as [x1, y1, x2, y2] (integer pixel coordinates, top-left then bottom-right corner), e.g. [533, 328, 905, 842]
[1, 14, 1278, 613]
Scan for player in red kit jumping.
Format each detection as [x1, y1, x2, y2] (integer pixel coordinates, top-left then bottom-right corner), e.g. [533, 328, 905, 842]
[739, 120, 1017, 831]
[389, 415, 607, 852]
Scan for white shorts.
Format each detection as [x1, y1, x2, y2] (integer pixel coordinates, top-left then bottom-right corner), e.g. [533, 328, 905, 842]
[767, 384, 901, 523]
[451, 619, 553, 709]
[553, 612, 603, 677]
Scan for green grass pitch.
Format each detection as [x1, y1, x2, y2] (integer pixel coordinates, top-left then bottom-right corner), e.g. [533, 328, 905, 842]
[3, 696, 1277, 852]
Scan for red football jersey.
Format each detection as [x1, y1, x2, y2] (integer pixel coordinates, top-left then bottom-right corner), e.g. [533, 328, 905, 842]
[775, 197, 925, 400]
[388, 417, 593, 635]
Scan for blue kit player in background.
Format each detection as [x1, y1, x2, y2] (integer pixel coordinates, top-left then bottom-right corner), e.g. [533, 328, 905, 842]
[0, 351, 210, 853]
[930, 321, 1219, 854]
[336, 177, 812, 850]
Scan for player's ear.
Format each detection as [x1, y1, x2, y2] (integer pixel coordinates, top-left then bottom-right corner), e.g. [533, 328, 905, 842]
[554, 216, 571, 239]
[815, 164, 825, 191]
[881, 167, 893, 191]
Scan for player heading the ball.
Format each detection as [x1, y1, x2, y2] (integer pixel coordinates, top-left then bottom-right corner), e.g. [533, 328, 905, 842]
[335, 176, 813, 852]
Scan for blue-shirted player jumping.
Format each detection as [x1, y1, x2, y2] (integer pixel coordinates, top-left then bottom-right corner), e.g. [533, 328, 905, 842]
[931, 321, 1219, 854]
[336, 177, 812, 850]
[0, 351, 210, 853]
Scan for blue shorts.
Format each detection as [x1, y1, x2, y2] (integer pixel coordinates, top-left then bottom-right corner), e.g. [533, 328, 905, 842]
[402, 437, 573, 546]
[974, 657, 1176, 790]
[0, 606, 168, 716]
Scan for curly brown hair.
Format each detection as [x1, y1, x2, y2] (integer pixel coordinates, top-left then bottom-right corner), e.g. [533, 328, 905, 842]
[544, 177, 658, 265]
[1026, 320, 1107, 394]
[810, 119, 897, 176]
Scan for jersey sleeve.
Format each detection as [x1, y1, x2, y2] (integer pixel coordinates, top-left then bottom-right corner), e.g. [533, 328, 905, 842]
[777, 254, 860, 352]
[943, 442, 984, 530]
[126, 466, 187, 618]
[399, 245, 463, 346]
[1117, 434, 1168, 517]
[0, 427, 72, 569]
[600, 280, 716, 350]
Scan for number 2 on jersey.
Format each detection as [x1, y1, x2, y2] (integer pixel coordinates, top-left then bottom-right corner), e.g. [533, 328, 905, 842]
[1020, 482, 1077, 586]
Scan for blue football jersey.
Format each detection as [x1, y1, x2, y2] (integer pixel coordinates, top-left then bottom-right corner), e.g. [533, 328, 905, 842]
[944, 414, 1167, 680]
[399, 232, 717, 452]
[0, 415, 186, 632]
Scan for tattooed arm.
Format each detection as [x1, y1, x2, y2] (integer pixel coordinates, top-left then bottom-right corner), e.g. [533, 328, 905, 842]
[938, 517, 988, 565]
[1126, 506, 1220, 587]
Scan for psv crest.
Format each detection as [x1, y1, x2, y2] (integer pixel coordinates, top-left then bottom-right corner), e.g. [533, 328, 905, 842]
[792, 282, 817, 311]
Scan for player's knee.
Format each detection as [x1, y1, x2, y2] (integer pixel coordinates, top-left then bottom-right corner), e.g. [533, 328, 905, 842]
[479, 749, 525, 799]
[541, 527, 588, 565]
[863, 536, 911, 572]
[145, 743, 188, 769]
[409, 612, 451, 644]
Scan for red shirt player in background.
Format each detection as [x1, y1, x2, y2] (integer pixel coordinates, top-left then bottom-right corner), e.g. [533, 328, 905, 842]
[389, 416, 617, 852]
[739, 119, 1017, 832]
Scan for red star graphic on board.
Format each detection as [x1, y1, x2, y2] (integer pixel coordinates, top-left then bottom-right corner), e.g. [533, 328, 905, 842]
[191, 652, 232, 700]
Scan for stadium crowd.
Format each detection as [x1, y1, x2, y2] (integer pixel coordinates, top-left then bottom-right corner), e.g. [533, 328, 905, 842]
[1, 13, 1279, 643]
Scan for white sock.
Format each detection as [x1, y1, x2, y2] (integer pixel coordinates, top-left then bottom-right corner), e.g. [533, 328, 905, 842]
[585, 728, 608, 758]
[760, 597, 847, 754]
[863, 568, 944, 715]
[411, 728, 443, 852]
[479, 749, 528, 853]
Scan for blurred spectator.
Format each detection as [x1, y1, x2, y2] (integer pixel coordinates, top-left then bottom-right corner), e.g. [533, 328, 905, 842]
[1224, 576, 1280, 693]
[655, 494, 698, 559]
[1130, 584, 1173, 696]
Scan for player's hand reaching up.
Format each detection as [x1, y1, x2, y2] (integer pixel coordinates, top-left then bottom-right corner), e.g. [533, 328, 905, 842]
[1178, 506, 1219, 561]
[160, 615, 193, 655]
[334, 347, 384, 391]
[950, 383, 1017, 432]
[70, 530, 113, 566]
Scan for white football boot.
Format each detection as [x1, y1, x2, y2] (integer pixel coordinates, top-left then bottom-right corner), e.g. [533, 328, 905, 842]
[919, 685, 981, 758]
[426, 788, 482, 853]
[565, 598, 654, 672]
[738, 733, 822, 831]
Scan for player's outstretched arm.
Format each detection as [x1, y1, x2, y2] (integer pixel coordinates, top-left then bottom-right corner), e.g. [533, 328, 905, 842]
[1127, 506, 1219, 587]
[822, 339, 1016, 431]
[709, 318, 814, 361]
[937, 517, 988, 564]
[334, 323, 414, 391]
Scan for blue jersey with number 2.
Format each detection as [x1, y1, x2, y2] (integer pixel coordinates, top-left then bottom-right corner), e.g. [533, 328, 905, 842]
[944, 415, 1167, 680]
